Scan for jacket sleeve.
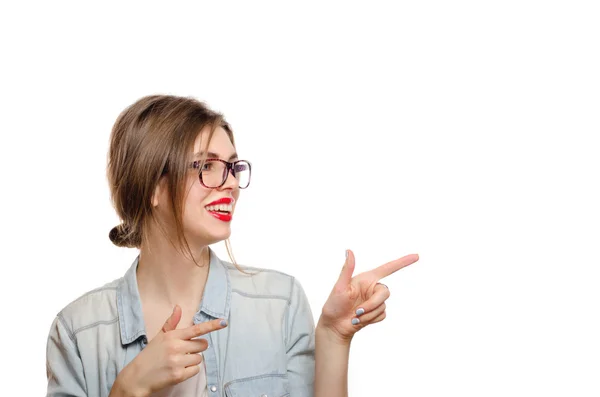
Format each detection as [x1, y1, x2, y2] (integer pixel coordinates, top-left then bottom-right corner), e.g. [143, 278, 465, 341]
[285, 277, 316, 397]
[46, 314, 88, 397]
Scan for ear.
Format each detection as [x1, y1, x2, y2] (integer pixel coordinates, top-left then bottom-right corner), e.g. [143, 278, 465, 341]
[152, 176, 167, 208]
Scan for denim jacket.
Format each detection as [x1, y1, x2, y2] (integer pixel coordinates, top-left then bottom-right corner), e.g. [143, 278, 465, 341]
[46, 247, 315, 397]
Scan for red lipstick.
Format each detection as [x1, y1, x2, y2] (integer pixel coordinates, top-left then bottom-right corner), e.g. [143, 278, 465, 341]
[205, 197, 234, 222]
[208, 212, 232, 222]
[206, 197, 234, 206]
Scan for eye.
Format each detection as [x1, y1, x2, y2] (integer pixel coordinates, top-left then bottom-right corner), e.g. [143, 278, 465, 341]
[234, 163, 248, 172]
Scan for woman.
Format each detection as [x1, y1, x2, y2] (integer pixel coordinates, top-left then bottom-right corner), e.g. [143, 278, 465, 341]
[45, 95, 419, 397]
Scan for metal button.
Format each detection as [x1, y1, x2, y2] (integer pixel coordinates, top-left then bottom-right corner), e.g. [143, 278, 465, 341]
[210, 385, 217, 392]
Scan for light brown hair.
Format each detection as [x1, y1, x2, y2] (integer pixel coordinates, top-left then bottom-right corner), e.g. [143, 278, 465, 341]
[107, 94, 239, 266]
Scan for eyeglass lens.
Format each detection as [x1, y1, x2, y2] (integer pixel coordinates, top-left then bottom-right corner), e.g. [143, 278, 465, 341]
[200, 160, 250, 188]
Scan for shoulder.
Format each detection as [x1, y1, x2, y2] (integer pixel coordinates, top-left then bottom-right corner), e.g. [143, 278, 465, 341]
[221, 260, 303, 302]
[53, 277, 122, 336]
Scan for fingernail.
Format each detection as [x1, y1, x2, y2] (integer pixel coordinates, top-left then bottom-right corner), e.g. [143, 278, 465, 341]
[220, 319, 228, 327]
[345, 250, 348, 259]
[351, 318, 360, 325]
[355, 308, 365, 316]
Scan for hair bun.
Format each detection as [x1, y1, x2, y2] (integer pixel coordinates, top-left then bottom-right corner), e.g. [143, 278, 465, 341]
[109, 223, 135, 247]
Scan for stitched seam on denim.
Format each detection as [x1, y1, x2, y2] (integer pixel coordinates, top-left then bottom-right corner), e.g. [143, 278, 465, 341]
[288, 277, 295, 306]
[283, 277, 295, 346]
[116, 277, 145, 344]
[67, 286, 118, 308]
[217, 255, 232, 390]
[231, 289, 289, 301]
[128, 330, 146, 342]
[202, 307, 223, 318]
[56, 312, 87, 393]
[283, 299, 289, 346]
[224, 257, 232, 318]
[201, 254, 231, 319]
[224, 373, 287, 388]
[57, 312, 76, 342]
[72, 318, 119, 336]
[117, 278, 129, 342]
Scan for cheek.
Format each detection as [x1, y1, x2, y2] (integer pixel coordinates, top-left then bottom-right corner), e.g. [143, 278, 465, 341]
[184, 183, 212, 214]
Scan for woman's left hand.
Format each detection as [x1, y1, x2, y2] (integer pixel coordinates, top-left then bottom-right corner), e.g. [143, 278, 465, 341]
[318, 249, 419, 343]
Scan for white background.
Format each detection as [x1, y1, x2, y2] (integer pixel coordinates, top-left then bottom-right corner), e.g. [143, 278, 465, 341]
[1, 1, 599, 395]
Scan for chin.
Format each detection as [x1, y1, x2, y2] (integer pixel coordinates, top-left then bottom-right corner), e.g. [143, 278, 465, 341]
[186, 210, 234, 244]
[209, 230, 231, 244]
[191, 228, 231, 246]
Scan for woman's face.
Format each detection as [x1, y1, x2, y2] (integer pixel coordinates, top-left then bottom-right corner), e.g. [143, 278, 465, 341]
[187, 126, 241, 245]
[156, 126, 241, 248]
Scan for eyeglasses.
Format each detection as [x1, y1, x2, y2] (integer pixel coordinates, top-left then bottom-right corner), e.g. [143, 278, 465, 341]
[191, 158, 252, 189]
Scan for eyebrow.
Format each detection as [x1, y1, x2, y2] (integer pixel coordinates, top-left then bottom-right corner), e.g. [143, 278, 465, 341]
[194, 151, 238, 161]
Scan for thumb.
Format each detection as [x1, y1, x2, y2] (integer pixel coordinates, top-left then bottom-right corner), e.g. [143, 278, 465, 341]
[336, 249, 355, 287]
[161, 304, 182, 333]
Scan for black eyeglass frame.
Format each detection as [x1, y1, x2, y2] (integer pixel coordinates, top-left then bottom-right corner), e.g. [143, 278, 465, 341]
[190, 158, 252, 189]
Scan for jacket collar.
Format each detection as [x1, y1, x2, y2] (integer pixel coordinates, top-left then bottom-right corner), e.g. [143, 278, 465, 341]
[116, 246, 231, 345]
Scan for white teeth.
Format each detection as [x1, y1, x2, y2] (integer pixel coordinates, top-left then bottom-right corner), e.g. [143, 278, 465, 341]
[205, 203, 233, 212]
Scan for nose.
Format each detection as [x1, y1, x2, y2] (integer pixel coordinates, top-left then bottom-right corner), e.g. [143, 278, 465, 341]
[220, 166, 238, 190]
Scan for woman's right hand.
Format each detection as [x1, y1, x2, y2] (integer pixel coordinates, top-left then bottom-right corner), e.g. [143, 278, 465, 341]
[111, 305, 228, 397]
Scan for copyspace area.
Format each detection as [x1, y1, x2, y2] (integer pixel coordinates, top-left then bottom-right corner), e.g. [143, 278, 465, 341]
[1, 1, 598, 395]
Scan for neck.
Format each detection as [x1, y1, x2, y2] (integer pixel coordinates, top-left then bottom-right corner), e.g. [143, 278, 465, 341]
[136, 232, 211, 311]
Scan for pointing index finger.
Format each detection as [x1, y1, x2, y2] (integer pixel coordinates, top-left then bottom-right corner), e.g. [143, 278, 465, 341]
[178, 318, 228, 340]
[371, 254, 419, 280]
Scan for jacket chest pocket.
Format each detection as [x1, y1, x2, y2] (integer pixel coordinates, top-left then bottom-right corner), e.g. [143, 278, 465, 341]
[224, 374, 289, 397]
